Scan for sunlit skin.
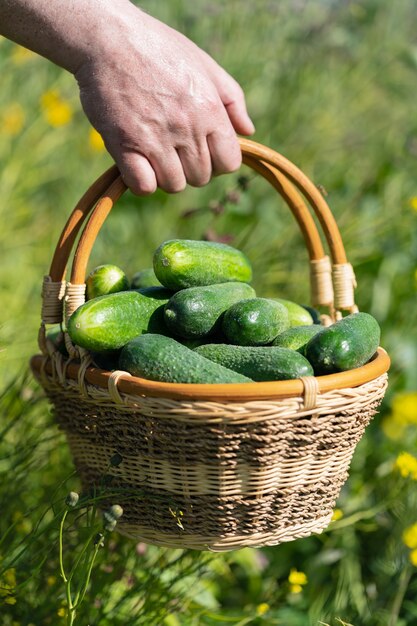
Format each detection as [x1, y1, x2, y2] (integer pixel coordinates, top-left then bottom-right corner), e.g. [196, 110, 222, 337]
[0, 0, 255, 195]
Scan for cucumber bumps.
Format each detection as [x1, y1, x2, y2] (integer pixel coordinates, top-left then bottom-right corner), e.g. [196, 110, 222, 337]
[274, 298, 314, 327]
[195, 344, 313, 381]
[119, 334, 252, 384]
[272, 325, 323, 353]
[164, 282, 256, 339]
[86, 264, 129, 300]
[154, 239, 252, 289]
[67, 287, 173, 351]
[305, 312, 380, 374]
[222, 298, 289, 346]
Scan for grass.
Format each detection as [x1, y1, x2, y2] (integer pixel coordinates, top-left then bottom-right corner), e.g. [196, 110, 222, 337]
[1, 0, 417, 624]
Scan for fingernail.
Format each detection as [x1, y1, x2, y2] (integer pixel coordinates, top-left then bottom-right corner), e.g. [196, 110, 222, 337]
[247, 118, 255, 134]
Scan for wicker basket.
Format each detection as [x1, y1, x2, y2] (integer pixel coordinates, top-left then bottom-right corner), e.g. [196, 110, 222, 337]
[30, 139, 390, 551]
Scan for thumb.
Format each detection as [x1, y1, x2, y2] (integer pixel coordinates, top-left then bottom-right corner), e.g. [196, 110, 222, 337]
[200, 52, 255, 135]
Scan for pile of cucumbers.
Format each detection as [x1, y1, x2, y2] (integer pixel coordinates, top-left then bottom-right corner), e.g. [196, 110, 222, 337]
[61, 239, 381, 384]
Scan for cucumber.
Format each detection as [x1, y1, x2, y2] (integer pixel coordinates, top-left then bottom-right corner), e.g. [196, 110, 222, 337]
[164, 282, 256, 339]
[134, 286, 175, 335]
[86, 264, 130, 300]
[91, 349, 121, 370]
[179, 335, 226, 350]
[46, 326, 68, 356]
[67, 287, 173, 351]
[222, 298, 289, 346]
[301, 305, 322, 325]
[274, 298, 314, 327]
[194, 344, 313, 381]
[119, 334, 253, 383]
[272, 325, 323, 354]
[131, 268, 161, 289]
[153, 239, 252, 290]
[305, 312, 380, 374]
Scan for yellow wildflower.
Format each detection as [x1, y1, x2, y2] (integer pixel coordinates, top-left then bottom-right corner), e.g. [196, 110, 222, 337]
[11, 44, 36, 64]
[409, 197, 417, 212]
[288, 568, 308, 593]
[47, 575, 57, 586]
[57, 607, 67, 617]
[256, 603, 270, 615]
[391, 393, 417, 425]
[395, 452, 417, 480]
[44, 101, 73, 127]
[331, 508, 343, 521]
[381, 415, 406, 441]
[89, 128, 105, 152]
[410, 549, 417, 567]
[40, 90, 73, 127]
[402, 523, 417, 549]
[288, 568, 308, 586]
[40, 89, 60, 108]
[2, 104, 25, 136]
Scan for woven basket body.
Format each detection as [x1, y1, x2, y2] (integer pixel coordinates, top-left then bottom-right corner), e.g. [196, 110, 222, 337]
[31, 139, 390, 551]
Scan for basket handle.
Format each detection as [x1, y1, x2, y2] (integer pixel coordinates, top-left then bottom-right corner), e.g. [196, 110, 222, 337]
[66, 139, 355, 313]
[240, 139, 357, 314]
[49, 165, 120, 283]
[42, 139, 357, 334]
[63, 154, 337, 322]
[39, 165, 120, 328]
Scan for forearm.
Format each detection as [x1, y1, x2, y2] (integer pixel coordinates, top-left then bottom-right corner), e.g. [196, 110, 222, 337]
[0, 0, 135, 74]
[1, 0, 254, 195]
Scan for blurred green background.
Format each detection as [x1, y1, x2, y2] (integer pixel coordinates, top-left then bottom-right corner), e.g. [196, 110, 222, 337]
[1, 0, 417, 624]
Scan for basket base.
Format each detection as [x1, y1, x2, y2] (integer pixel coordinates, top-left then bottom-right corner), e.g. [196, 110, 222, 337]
[116, 513, 334, 551]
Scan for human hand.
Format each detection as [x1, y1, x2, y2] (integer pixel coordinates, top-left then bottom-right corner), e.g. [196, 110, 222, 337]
[75, 5, 255, 195]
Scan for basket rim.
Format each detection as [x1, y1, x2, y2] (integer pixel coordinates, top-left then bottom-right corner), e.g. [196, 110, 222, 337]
[31, 346, 390, 402]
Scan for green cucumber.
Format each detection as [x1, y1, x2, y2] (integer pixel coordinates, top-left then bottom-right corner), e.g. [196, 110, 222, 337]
[164, 282, 256, 339]
[46, 326, 68, 356]
[67, 287, 173, 351]
[178, 334, 226, 349]
[274, 298, 314, 327]
[134, 286, 175, 335]
[194, 344, 313, 381]
[131, 268, 161, 289]
[91, 349, 121, 371]
[119, 334, 252, 383]
[302, 305, 322, 325]
[222, 298, 289, 346]
[272, 325, 323, 354]
[305, 312, 381, 374]
[153, 239, 252, 289]
[86, 264, 129, 300]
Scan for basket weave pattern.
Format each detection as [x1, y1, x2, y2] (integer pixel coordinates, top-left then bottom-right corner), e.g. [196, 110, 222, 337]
[31, 139, 390, 551]
[36, 368, 388, 550]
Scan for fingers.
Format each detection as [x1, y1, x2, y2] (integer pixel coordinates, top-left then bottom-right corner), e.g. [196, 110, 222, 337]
[108, 115, 243, 195]
[113, 148, 187, 195]
[118, 133, 241, 195]
[116, 151, 157, 196]
[147, 148, 187, 193]
[207, 129, 242, 175]
[176, 140, 212, 187]
[198, 53, 255, 136]
[88, 72, 248, 195]
[224, 98, 255, 137]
